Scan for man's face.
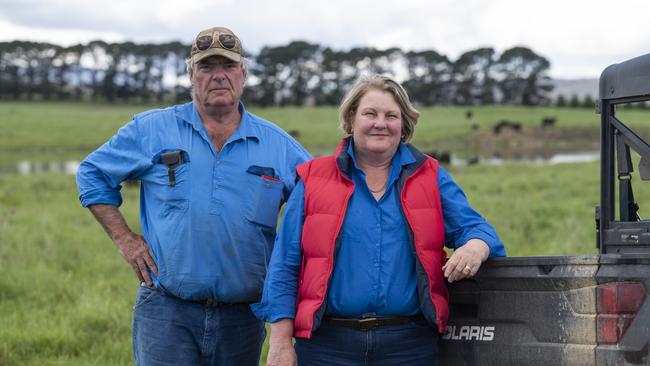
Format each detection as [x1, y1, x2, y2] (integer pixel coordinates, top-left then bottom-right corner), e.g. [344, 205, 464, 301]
[190, 56, 246, 110]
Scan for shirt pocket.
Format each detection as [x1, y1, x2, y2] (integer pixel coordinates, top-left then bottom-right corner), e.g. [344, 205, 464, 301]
[245, 173, 284, 228]
[148, 161, 191, 213]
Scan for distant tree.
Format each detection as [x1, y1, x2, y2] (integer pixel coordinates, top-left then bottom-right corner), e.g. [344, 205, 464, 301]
[581, 95, 595, 109]
[87, 41, 114, 101]
[52, 47, 72, 99]
[0, 42, 20, 99]
[0, 41, 61, 100]
[250, 41, 323, 106]
[569, 94, 580, 108]
[162, 41, 191, 102]
[65, 44, 85, 100]
[0, 42, 23, 99]
[350, 47, 401, 75]
[100, 43, 122, 102]
[402, 50, 452, 105]
[451, 47, 496, 105]
[314, 47, 354, 105]
[312, 47, 376, 105]
[556, 94, 566, 107]
[494, 46, 553, 105]
[0, 40, 555, 106]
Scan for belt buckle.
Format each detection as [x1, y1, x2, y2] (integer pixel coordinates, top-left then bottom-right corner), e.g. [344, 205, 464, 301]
[205, 298, 219, 306]
[358, 317, 379, 331]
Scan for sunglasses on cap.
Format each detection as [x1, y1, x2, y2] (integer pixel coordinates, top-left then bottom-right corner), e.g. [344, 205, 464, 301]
[195, 32, 238, 51]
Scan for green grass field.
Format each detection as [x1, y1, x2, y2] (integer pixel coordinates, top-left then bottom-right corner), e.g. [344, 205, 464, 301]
[4, 101, 649, 157]
[0, 162, 613, 365]
[1, 101, 650, 365]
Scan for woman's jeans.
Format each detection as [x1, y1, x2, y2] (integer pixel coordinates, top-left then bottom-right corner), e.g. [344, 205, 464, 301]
[132, 286, 265, 366]
[295, 318, 439, 366]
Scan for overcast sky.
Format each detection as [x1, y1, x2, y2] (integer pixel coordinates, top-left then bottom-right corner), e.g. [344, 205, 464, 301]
[1, 0, 648, 79]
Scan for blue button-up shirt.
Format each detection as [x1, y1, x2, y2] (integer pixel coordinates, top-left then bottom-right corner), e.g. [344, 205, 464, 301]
[77, 101, 311, 302]
[252, 142, 505, 322]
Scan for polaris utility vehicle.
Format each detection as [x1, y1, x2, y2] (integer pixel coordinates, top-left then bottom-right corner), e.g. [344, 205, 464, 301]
[439, 53, 650, 366]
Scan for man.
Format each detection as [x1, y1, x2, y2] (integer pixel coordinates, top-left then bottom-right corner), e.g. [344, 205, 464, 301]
[76, 26, 310, 365]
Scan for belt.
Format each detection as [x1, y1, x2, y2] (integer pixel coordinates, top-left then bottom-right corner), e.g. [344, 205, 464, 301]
[148, 285, 250, 308]
[187, 298, 250, 307]
[324, 316, 427, 331]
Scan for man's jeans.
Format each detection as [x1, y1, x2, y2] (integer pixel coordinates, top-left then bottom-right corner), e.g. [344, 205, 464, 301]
[294, 318, 439, 366]
[132, 286, 265, 366]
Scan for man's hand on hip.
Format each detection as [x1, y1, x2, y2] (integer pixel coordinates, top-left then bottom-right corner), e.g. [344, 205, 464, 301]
[87, 204, 159, 287]
[115, 231, 158, 287]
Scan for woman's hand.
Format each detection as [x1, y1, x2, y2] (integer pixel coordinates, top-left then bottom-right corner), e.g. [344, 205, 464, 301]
[267, 340, 297, 366]
[443, 239, 490, 282]
[267, 319, 297, 366]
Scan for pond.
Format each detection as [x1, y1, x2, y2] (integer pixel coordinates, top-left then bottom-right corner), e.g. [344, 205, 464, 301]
[451, 151, 600, 166]
[0, 160, 81, 175]
[0, 151, 600, 176]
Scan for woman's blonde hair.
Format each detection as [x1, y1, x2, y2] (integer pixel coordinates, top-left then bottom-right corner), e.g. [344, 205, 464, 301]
[339, 74, 420, 143]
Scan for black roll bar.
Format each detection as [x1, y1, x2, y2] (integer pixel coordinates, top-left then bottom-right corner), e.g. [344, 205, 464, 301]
[598, 53, 650, 254]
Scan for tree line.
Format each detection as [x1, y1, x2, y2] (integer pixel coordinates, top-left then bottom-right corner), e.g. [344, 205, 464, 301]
[0, 40, 555, 106]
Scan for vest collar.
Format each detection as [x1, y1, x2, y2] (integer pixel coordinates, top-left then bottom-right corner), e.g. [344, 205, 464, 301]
[335, 137, 354, 181]
[401, 143, 429, 176]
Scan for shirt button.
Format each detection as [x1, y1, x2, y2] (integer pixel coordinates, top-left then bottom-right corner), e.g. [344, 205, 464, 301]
[214, 184, 218, 189]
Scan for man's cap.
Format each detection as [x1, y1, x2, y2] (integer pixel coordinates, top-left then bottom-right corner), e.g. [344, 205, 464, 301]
[190, 26, 243, 64]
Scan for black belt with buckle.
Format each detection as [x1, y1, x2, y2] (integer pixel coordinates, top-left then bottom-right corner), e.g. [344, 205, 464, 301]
[325, 316, 427, 331]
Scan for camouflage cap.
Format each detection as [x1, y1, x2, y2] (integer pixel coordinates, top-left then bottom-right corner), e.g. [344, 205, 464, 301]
[190, 26, 243, 63]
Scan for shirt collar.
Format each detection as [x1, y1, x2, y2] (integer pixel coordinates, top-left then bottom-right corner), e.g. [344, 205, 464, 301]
[346, 140, 416, 180]
[229, 102, 260, 142]
[176, 101, 260, 142]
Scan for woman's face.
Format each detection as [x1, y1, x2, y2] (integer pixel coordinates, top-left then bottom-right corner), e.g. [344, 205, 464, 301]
[351, 89, 403, 157]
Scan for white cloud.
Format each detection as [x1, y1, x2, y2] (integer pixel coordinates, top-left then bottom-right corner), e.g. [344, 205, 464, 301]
[0, 0, 649, 78]
[0, 18, 125, 45]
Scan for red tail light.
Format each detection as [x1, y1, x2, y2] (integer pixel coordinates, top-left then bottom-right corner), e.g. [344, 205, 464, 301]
[596, 282, 647, 344]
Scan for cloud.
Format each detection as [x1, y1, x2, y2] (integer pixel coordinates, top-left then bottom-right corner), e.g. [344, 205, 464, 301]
[0, 0, 649, 78]
[0, 18, 125, 45]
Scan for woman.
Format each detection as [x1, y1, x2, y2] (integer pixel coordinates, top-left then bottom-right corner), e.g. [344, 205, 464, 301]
[252, 74, 506, 366]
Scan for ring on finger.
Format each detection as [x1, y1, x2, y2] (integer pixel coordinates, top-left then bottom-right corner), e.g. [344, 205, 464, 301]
[464, 265, 472, 273]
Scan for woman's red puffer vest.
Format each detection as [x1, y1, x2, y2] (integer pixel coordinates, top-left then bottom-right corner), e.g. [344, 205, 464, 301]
[293, 139, 448, 338]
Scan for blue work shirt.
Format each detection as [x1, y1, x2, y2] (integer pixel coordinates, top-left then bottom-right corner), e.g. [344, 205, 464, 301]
[77, 101, 311, 302]
[252, 142, 505, 322]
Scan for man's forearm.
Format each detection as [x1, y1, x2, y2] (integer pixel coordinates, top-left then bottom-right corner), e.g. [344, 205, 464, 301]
[88, 203, 158, 285]
[88, 204, 133, 242]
